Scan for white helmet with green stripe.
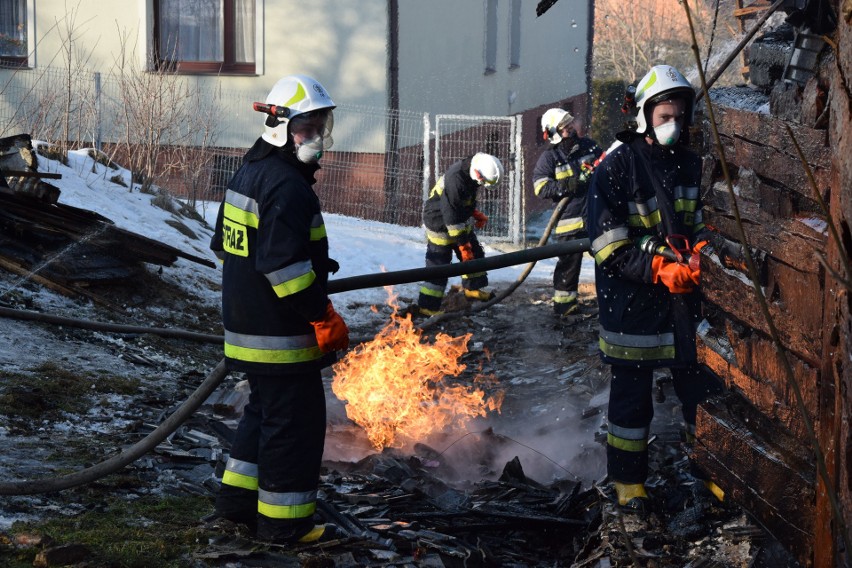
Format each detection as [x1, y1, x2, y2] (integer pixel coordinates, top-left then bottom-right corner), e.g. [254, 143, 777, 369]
[260, 75, 336, 147]
[634, 65, 695, 136]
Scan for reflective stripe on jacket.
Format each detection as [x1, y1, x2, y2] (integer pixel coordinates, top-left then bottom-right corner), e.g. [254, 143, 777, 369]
[423, 157, 478, 245]
[532, 136, 603, 237]
[586, 137, 708, 366]
[211, 138, 334, 375]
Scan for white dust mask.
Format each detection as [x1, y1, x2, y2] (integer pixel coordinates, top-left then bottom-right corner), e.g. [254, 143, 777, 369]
[296, 135, 325, 163]
[653, 121, 681, 146]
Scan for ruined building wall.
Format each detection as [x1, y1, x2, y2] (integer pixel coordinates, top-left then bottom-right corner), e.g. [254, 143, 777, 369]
[692, 1, 851, 566]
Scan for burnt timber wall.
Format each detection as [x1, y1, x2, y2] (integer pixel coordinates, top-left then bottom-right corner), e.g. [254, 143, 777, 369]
[693, 3, 851, 565]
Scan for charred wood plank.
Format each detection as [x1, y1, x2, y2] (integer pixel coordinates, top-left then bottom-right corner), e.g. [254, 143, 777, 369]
[708, 105, 831, 202]
[701, 258, 823, 363]
[697, 320, 819, 443]
[693, 391, 814, 566]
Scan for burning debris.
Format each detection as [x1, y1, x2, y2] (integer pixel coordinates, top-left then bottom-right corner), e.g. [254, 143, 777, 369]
[331, 288, 504, 451]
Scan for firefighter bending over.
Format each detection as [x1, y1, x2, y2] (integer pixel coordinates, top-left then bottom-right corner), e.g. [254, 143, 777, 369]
[416, 153, 504, 317]
[209, 74, 349, 544]
[586, 65, 724, 514]
[533, 108, 604, 317]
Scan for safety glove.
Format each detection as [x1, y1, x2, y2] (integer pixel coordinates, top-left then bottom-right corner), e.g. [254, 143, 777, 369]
[472, 209, 488, 229]
[327, 258, 340, 274]
[310, 301, 349, 353]
[557, 176, 579, 199]
[651, 256, 700, 294]
[458, 242, 475, 262]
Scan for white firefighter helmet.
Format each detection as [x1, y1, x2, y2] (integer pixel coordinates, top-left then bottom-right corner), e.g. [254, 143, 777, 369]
[633, 65, 695, 136]
[259, 74, 336, 147]
[540, 108, 575, 144]
[469, 153, 504, 186]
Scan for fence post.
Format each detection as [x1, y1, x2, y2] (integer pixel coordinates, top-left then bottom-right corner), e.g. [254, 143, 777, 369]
[422, 112, 431, 202]
[94, 71, 102, 152]
[511, 114, 523, 245]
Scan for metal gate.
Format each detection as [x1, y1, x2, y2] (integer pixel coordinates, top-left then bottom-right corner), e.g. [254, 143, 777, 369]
[430, 114, 523, 244]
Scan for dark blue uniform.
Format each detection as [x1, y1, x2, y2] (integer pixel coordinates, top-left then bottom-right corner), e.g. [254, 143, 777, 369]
[210, 138, 334, 541]
[533, 135, 602, 314]
[586, 136, 721, 484]
[417, 156, 487, 313]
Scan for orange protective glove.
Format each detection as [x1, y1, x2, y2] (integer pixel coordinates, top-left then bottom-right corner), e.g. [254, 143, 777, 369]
[458, 242, 475, 262]
[310, 301, 349, 353]
[472, 209, 488, 229]
[651, 256, 700, 294]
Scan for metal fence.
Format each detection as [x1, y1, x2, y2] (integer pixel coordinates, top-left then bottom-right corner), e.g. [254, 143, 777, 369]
[0, 64, 525, 243]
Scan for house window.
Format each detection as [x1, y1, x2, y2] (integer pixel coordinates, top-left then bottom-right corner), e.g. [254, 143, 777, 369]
[0, 0, 28, 67]
[508, 0, 520, 69]
[484, 0, 497, 74]
[154, 0, 256, 74]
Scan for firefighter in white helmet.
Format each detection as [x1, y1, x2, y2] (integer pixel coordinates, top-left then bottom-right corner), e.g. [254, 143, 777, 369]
[586, 64, 724, 514]
[416, 152, 504, 317]
[532, 108, 604, 317]
[209, 74, 347, 544]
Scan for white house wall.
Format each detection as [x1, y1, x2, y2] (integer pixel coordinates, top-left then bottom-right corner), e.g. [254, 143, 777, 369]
[396, 0, 591, 117]
[0, 0, 389, 150]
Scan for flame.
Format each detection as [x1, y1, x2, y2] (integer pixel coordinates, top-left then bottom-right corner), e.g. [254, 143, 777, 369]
[331, 288, 503, 451]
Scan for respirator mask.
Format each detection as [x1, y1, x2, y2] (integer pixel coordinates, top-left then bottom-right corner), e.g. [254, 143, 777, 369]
[653, 121, 682, 146]
[290, 110, 334, 163]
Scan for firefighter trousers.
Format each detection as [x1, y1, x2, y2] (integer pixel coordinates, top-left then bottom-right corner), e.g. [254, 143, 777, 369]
[215, 370, 326, 541]
[606, 363, 721, 484]
[417, 234, 488, 312]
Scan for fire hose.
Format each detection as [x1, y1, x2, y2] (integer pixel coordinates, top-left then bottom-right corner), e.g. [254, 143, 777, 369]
[0, 217, 584, 495]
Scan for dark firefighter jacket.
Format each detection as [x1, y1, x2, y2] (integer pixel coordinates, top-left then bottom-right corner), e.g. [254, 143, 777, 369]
[422, 156, 479, 246]
[586, 136, 710, 367]
[210, 138, 336, 375]
[533, 136, 603, 237]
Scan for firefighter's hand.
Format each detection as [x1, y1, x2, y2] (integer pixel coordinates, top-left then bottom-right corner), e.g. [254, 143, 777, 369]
[310, 301, 349, 353]
[327, 258, 340, 274]
[651, 256, 699, 293]
[458, 242, 475, 262]
[472, 209, 488, 229]
[557, 176, 579, 199]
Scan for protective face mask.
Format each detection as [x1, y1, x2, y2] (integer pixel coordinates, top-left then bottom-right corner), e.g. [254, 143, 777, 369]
[296, 135, 324, 163]
[653, 121, 681, 146]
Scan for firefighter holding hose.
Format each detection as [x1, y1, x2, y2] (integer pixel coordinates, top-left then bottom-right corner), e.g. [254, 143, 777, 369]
[586, 65, 724, 514]
[416, 152, 504, 317]
[209, 74, 348, 544]
[533, 108, 604, 317]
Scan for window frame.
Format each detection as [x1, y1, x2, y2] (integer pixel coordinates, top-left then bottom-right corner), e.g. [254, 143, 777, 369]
[152, 0, 257, 75]
[0, 0, 32, 68]
[484, 0, 498, 75]
[508, 0, 521, 70]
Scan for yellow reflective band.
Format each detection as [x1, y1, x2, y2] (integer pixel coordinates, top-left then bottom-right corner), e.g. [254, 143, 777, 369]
[222, 217, 249, 257]
[555, 219, 584, 234]
[460, 271, 485, 279]
[607, 432, 648, 452]
[257, 500, 316, 520]
[224, 342, 323, 364]
[674, 198, 697, 213]
[310, 225, 327, 241]
[419, 286, 444, 298]
[222, 469, 259, 491]
[283, 82, 307, 108]
[599, 337, 675, 361]
[427, 233, 454, 246]
[628, 210, 662, 229]
[272, 270, 316, 298]
[224, 202, 259, 229]
[593, 239, 630, 265]
[533, 179, 548, 195]
[635, 70, 657, 103]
